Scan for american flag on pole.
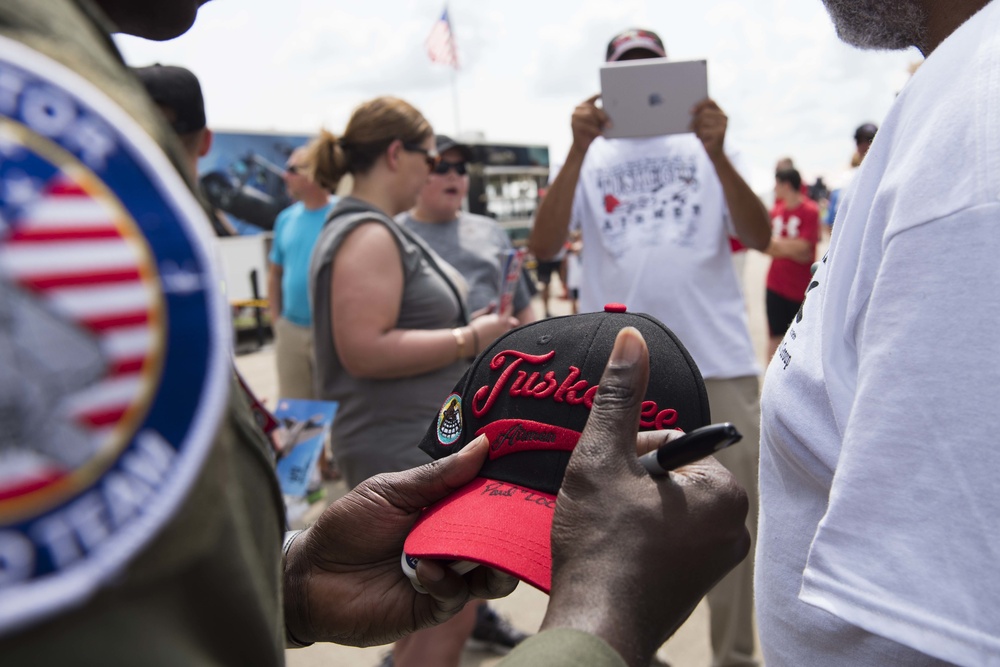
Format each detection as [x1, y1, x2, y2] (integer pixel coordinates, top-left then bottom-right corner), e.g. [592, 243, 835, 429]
[426, 6, 459, 69]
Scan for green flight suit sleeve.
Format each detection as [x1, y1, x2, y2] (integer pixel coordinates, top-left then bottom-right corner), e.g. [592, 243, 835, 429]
[0, 2, 288, 665]
[498, 628, 629, 667]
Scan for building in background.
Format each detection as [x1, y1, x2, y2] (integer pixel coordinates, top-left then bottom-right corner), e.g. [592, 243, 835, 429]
[463, 140, 549, 245]
[199, 130, 313, 234]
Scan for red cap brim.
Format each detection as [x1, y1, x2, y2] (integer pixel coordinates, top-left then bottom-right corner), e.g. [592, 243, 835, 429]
[403, 477, 556, 593]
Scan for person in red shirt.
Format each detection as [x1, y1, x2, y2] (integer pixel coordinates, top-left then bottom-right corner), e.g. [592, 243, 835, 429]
[765, 168, 819, 358]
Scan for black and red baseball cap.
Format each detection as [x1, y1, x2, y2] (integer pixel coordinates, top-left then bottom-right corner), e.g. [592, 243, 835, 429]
[404, 304, 710, 592]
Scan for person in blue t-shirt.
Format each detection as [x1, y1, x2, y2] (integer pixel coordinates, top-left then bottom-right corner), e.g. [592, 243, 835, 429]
[268, 145, 336, 399]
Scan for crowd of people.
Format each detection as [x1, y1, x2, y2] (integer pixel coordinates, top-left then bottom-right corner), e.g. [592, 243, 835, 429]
[2, 1, 998, 666]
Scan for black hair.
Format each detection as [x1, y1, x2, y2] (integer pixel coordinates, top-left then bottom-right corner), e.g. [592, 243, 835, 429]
[775, 168, 802, 192]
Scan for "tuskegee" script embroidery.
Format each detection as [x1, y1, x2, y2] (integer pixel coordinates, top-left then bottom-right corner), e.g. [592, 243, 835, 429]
[471, 350, 679, 429]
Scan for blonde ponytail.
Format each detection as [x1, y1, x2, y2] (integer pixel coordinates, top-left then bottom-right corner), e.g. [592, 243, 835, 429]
[306, 129, 348, 192]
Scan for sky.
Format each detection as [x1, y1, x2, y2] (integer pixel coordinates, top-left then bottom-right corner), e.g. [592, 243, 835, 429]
[115, 0, 922, 193]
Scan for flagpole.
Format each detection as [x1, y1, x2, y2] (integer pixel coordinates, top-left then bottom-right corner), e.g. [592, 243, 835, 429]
[451, 66, 461, 136]
[448, 2, 460, 136]
[427, 2, 461, 135]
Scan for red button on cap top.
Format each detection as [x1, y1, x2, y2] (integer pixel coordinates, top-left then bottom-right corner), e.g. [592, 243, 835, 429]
[604, 303, 627, 313]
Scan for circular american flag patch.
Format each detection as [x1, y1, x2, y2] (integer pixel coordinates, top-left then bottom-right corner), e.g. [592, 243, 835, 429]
[0, 36, 228, 635]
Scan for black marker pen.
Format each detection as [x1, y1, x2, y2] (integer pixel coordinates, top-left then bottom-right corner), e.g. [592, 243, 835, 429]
[639, 423, 742, 476]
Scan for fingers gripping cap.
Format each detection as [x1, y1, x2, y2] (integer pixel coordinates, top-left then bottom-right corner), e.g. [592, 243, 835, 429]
[405, 305, 710, 592]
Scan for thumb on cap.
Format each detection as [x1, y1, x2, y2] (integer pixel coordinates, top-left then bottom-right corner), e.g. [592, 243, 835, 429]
[571, 327, 650, 469]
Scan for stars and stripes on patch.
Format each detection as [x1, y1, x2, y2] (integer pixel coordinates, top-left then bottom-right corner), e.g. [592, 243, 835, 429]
[0, 176, 156, 439]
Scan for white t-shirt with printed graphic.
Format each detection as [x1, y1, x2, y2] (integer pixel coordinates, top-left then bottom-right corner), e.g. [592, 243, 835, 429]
[571, 134, 758, 380]
[757, 3, 1000, 665]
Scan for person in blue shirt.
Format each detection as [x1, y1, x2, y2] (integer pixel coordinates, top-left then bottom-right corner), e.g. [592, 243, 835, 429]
[268, 145, 336, 399]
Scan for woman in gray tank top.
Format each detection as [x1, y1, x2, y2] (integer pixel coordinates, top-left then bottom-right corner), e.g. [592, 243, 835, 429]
[305, 99, 519, 667]
[305, 97, 517, 489]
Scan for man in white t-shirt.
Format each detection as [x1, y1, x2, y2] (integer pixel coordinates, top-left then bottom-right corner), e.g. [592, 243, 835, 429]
[529, 27, 771, 667]
[757, 0, 1000, 664]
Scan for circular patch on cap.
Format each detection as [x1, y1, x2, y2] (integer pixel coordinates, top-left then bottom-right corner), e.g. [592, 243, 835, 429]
[604, 303, 627, 313]
[436, 393, 463, 446]
[0, 37, 228, 636]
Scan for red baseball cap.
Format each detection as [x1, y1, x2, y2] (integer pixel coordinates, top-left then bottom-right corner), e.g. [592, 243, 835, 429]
[404, 305, 709, 592]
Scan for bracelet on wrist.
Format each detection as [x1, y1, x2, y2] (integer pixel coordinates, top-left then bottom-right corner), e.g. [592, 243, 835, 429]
[451, 327, 467, 361]
[282, 529, 304, 558]
[469, 326, 480, 357]
[282, 529, 314, 648]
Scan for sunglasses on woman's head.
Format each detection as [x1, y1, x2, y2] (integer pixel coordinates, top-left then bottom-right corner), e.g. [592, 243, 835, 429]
[432, 159, 467, 176]
[401, 142, 441, 169]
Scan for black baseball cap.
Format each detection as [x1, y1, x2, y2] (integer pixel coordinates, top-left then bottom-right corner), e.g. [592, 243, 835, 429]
[133, 64, 207, 135]
[404, 304, 710, 592]
[435, 134, 473, 162]
[854, 123, 878, 143]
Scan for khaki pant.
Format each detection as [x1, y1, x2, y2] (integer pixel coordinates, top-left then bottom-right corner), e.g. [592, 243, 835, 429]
[274, 317, 316, 400]
[704, 376, 761, 667]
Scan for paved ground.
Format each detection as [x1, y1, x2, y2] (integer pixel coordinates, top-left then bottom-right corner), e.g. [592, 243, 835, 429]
[234, 249, 777, 667]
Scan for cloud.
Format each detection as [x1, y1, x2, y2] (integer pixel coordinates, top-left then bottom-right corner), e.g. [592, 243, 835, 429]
[113, 0, 922, 192]
[526, 0, 649, 98]
[267, 10, 446, 95]
[688, 0, 917, 188]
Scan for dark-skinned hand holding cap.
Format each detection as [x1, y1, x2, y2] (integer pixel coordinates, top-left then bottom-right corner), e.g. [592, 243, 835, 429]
[282, 436, 519, 647]
[537, 328, 751, 667]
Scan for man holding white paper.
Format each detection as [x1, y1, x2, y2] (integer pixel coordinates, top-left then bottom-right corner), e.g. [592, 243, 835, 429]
[529, 27, 770, 667]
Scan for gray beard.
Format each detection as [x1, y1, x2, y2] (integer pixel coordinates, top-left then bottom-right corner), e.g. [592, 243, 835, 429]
[821, 0, 927, 50]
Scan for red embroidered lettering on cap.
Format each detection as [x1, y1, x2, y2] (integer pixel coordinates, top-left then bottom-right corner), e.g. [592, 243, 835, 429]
[408, 306, 710, 593]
